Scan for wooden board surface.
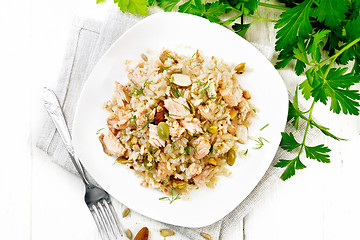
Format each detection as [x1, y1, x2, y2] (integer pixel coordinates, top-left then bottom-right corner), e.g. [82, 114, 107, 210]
[1, 0, 359, 239]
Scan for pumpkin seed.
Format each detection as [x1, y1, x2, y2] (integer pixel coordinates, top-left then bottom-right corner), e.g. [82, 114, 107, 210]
[125, 229, 133, 239]
[160, 228, 175, 237]
[172, 180, 187, 189]
[140, 53, 148, 61]
[226, 148, 236, 166]
[143, 153, 156, 171]
[157, 122, 169, 140]
[122, 208, 130, 218]
[200, 232, 212, 239]
[234, 62, 246, 74]
[116, 157, 134, 164]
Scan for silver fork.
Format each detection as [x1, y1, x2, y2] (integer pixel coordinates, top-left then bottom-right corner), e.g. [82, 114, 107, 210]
[43, 87, 125, 240]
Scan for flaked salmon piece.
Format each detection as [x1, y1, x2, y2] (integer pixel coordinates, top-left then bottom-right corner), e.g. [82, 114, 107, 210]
[186, 163, 202, 178]
[148, 124, 165, 148]
[99, 131, 126, 157]
[238, 99, 251, 122]
[163, 97, 190, 119]
[114, 112, 132, 130]
[227, 122, 237, 135]
[156, 161, 172, 181]
[220, 85, 243, 107]
[107, 117, 120, 136]
[180, 116, 203, 135]
[198, 102, 217, 120]
[167, 120, 186, 139]
[193, 166, 214, 187]
[191, 136, 211, 159]
[135, 110, 147, 126]
[114, 82, 130, 108]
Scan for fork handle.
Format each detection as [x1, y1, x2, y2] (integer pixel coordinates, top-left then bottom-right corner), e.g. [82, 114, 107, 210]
[43, 87, 90, 186]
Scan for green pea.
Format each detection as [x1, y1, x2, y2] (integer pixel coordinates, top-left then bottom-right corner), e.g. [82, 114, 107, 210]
[157, 122, 169, 140]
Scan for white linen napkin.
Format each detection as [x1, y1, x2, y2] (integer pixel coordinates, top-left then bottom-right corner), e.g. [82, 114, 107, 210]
[37, 8, 320, 240]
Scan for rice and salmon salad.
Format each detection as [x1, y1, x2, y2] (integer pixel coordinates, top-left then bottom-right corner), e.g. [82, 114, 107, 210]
[99, 49, 254, 196]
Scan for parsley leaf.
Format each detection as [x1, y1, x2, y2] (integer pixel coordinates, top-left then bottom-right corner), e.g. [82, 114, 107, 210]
[115, 0, 148, 15]
[232, 23, 251, 37]
[311, 67, 360, 115]
[316, 0, 348, 29]
[203, 1, 229, 22]
[309, 120, 345, 141]
[304, 144, 331, 163]
[275, 156, 306, 181]
[275, 0, 313, 53]
[156, 0, 181, 11]
[178, 0, 194, 13]
[308, 30, 331, 64]
[280, 132, 300, 151]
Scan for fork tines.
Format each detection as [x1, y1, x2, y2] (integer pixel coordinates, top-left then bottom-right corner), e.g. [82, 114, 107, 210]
[90, 199, 123, 240]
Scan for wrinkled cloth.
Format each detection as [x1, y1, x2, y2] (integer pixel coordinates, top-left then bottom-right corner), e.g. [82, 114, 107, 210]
[37, 9, 319, 240]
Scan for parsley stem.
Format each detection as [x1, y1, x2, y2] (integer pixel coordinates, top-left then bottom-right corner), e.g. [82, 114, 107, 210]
[248, 15, 277, 23]
[296, 100, 316, 158]
[258, 2, 289, 11]
[221, 13, 243, 25]
[319, 38, 360, 66]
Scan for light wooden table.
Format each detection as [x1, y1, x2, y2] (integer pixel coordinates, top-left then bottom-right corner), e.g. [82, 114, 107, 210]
[1, 0, 360, 239]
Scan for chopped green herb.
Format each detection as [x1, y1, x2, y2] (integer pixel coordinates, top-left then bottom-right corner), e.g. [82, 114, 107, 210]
[159, 66, 171, 71]
[129, 118, 154, 135]
[209, 144, 214, 154]
[159, 188, 181, 204]
[132, 79, 151, 96]
[183, 104, 191, 112]
[260, 123, 269, 131]
[252, 109, 256, 113]
[130, 114, 136, 122]
[148, 148, 157, 152]
[243, 149, 248, 156]
[165, 112, 181, 119]
[96, 128, 104, 134]
[253, 137, 269, 150]
[176, 144, 193, 159]
[169, 77, 182, 98]
[165, 53, 176, 61]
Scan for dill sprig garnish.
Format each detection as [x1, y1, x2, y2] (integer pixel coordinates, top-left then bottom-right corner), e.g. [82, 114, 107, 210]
[96, 128, 104, 135]
[253, 137, 269, 150]
[132, 79, 151, 96]
[129, 118, 154, 135]
[260, 123, 269, 131]
[169, 77, 182, 98]
[159, 187, 181, 204]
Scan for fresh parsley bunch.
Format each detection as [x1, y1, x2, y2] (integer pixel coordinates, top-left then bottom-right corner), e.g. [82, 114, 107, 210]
[97, 0, 360, 181]
[273, 0, 360, 180]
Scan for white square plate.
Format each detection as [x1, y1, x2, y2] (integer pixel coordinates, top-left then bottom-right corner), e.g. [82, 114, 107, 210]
[72, 12, 288, 228]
